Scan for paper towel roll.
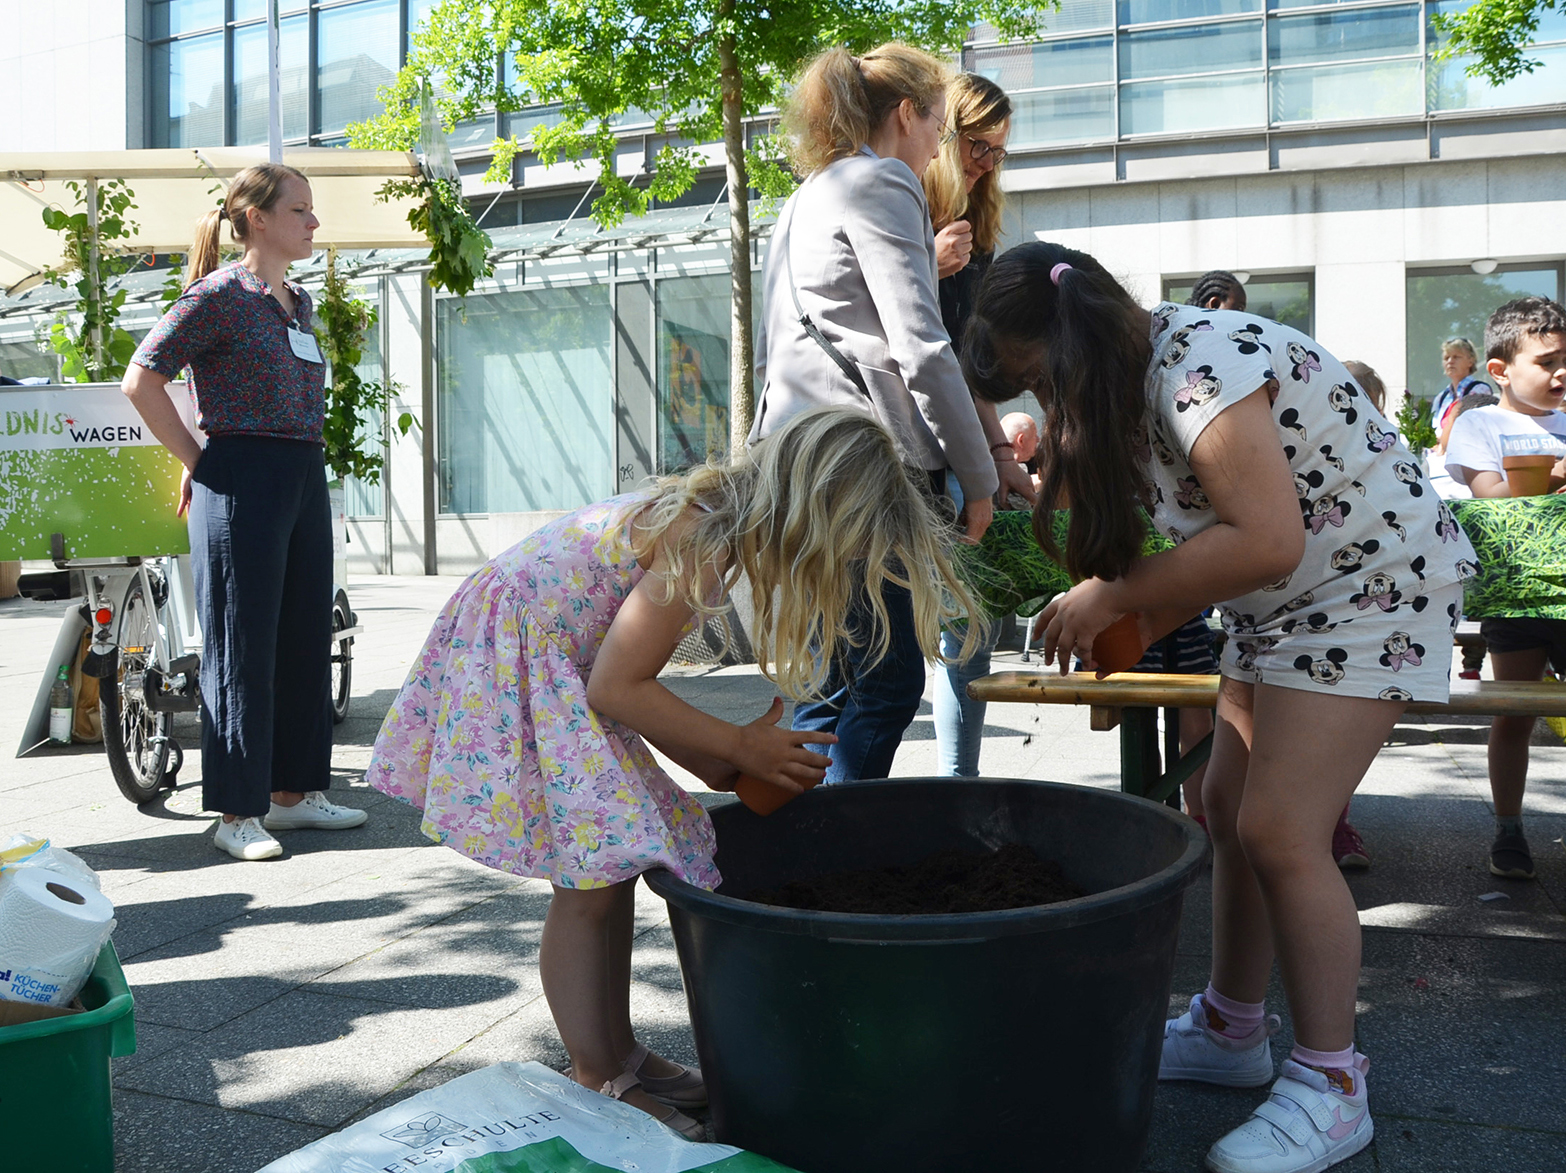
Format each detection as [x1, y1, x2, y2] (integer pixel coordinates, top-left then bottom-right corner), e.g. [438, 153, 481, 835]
[0, 866, 116, 1007]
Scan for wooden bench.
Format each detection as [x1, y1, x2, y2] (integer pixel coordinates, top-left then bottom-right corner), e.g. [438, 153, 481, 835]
[967, 671, 1566, 805]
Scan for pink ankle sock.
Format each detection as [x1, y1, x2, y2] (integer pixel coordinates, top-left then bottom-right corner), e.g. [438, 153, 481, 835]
[1201, 985, 1265, 1039]
[1291, 1043, 1357, 1073]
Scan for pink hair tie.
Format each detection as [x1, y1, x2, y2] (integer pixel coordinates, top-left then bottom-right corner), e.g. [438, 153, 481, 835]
[1050, 262, 1072, 286]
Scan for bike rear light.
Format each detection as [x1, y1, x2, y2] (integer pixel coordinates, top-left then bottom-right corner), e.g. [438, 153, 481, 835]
[95, 607, 114, 626]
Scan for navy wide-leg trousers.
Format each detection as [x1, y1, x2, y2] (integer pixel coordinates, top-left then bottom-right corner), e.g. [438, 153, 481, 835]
[189, 436, 334, 817]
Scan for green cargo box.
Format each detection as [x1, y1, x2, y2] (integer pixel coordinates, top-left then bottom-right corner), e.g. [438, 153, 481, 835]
[0, 382, 195, 561]
[0, 940, 136, 1172]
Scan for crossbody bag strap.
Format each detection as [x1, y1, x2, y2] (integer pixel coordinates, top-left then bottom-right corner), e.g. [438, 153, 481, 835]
[781, 204, 873, 402]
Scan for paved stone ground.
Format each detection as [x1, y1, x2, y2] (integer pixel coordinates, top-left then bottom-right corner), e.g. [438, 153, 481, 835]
[2, 574, 1563, 1172]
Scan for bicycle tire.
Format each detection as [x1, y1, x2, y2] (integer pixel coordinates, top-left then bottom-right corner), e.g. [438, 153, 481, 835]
[101, 575, 172, 804]
[330, 590, 353, 725]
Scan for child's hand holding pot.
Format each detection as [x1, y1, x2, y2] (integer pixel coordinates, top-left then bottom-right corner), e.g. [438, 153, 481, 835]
[1038, 578, 1139, 676]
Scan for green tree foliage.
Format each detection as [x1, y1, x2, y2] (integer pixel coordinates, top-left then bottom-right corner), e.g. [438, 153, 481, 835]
[1431, 0, 1562, 84]
[316, 248, 415, 485]
[41, 179, 142, 383]
[349, 0, 1049, 445]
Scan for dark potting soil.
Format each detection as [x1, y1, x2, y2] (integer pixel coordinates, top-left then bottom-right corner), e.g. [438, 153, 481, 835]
[743, 842, 1086, 914]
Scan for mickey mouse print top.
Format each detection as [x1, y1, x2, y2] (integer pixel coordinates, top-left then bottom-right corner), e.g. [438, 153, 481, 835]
[1138, 303, 1478, 700]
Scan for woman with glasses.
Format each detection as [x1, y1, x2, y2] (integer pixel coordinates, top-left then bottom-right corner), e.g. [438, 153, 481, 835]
[752, 43, 996, 783]
[922, 72, 1033, 778]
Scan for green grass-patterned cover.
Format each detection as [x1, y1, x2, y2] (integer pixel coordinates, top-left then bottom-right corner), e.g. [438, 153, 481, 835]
[1449, 496, 1566, 619]
[960, 500, 1566, 622]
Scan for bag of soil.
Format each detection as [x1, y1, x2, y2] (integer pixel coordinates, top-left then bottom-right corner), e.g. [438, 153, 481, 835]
[256, 1061, 799, 1173]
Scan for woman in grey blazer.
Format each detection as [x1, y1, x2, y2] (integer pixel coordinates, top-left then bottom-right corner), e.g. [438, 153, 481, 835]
[751, 43, 998, 784]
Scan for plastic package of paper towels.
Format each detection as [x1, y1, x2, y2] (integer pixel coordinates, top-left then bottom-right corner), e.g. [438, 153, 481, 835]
[0, 866, 116, 1006]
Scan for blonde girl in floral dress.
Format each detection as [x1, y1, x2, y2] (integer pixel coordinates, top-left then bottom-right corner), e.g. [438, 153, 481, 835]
[368, 408, 983, 1137]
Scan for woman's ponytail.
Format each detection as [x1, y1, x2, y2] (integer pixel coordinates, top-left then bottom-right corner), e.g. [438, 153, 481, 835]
[784, 43, 951, 176]
[186, 207, 225, 287]
[962, 241, 1153, 582]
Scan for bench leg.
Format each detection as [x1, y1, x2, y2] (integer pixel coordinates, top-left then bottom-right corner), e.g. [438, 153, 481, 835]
[1120, 706, 1161, 798]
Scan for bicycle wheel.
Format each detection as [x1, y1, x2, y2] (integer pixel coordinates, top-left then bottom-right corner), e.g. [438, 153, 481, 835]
[101, 575, 172, 804]
[330, 590, 353, 725]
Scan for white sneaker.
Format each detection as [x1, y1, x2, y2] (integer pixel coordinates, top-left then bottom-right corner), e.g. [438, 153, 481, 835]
[214, 817, 283, 861]
[1160, 993, 1280, 1087]
[1206, 1055, 1373, 1173]
[263, 791, 369, 831]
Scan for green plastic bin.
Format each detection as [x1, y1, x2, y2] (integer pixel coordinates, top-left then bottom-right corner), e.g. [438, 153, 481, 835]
[0, 941, 136, 1172]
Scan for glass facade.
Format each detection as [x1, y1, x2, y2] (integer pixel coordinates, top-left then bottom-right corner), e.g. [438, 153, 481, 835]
[436, 285, 615, 514]
[1404, 265, 1564, 403]
[656, 275, 733, 475]
[149, 0, 413, 146]
[968, 1, 1566, 145]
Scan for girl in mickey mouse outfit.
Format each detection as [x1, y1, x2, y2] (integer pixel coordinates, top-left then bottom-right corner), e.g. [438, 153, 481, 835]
[963, 242, 1477, 1173]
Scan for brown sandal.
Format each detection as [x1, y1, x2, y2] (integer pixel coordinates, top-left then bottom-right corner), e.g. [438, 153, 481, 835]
[597, 1069, 705, 1141]
[624, 1041, 708, 1110]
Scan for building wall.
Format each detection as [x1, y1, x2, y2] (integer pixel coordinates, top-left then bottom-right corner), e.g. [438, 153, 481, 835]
[0, 1, 142, 150]
[1015, 153, 1566, 397]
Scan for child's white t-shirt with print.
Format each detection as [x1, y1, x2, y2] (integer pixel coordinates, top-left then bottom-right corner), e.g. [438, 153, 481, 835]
[1443, 403, 1566, 486]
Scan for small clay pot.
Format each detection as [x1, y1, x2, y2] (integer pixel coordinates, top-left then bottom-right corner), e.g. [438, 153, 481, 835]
[734, 773, 820, 816]
[1504, 454, 1556, 497]
[1091, 613, 1146, 674]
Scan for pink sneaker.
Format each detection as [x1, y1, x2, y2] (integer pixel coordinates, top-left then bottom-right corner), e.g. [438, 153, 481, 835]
[1332, 810, 1370, 871]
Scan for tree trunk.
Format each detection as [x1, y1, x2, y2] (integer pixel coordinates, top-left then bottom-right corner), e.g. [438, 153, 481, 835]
[718, 18, 753, 454]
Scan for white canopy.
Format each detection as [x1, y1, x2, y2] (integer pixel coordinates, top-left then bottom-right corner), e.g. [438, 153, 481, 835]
[0, 148, 428, 295]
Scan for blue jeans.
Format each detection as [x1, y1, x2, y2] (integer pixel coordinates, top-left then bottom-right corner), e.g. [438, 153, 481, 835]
[933, 624, 997, 776]
[791, 579, 926, 784]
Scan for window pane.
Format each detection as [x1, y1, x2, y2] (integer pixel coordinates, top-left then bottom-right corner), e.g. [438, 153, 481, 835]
[656, 276, 732, 474]
[233, 16, 309, 144]
[318, 0, 401, 134]
[151, 32, 225, 147]
[1009, 86, 1117, 145]
[1428, 43, 1566, 110]
[970, 36, 1114, 90]
[1405, 268, 1561, 403]
[1120, 72, 1265, 133]
[1119, 0, 1261, 24]
[1120, 22, 1263, 79]
[437, 286, 614, 514]
[233, 1, 308, 20]
[1272, 58, 1423, 121]
[150, 0, 223, 39]
[973, 3, 1114, 39]
[1427, 0, 1566, 47]
[1165, 277, 1313, 333]
[1269, 7, 1420, 67]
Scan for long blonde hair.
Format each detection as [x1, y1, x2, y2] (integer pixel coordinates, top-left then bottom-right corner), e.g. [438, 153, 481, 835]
[923, 73, 1011, 254]
[187, 163, 309, 287]
[784, 44, 952, 176]
[633, 408, 985, 700]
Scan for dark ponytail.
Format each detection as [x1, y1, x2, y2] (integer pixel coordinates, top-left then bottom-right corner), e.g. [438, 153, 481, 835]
[963, 241, 1152, 582]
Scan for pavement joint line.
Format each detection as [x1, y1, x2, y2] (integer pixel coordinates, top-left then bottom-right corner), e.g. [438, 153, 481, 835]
[112, 1084, 338, 1132]
[1372, 1111, 1566, 1137]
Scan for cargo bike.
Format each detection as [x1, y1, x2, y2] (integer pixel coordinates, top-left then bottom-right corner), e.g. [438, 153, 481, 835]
[5, 380, 359, 804]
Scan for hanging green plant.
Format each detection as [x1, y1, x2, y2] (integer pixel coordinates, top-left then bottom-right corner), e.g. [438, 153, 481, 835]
[1395, 395, 1439, 457]
[41, 178, 142, 382]
[315, 247, 415, 485]
[377, 173, 493, 298]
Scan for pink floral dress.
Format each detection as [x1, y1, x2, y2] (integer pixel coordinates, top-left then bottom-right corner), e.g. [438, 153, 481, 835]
[367, 492, 721, 890]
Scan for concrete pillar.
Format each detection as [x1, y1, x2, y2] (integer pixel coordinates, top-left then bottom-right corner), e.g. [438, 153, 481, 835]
[1313, 260, 1407, 401]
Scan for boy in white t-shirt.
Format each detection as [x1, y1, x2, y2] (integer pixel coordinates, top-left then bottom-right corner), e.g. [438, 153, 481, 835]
[1444, 296, 1566, 881]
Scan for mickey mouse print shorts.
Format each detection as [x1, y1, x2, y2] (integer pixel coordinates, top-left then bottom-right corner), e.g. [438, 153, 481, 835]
[1219, 581, 1464, 703]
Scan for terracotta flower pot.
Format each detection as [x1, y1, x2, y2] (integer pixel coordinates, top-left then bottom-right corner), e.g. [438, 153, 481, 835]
[1503, 454, 1556, 498]
[1091, 612, 1147, 674]
[733, 773, 820, 815]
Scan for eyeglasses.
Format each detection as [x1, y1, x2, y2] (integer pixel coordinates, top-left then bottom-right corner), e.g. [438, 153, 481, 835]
[966, 135, 1008, 166]
[932, 113, 957, 146]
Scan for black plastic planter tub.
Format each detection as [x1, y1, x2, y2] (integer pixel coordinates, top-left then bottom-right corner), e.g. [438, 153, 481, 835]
[645, 777, 1208, 1173]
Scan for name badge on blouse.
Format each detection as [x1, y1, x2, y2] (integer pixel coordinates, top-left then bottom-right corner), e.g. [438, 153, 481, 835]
[287, 325, 324, 364]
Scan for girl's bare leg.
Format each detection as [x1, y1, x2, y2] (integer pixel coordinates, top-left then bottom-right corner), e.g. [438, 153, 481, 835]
[1201, 677, 1275, 1004]
[1239, 684, 1403, 1051]
[541, 881, 673, 1118]
[601, 879, 687, 1079]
